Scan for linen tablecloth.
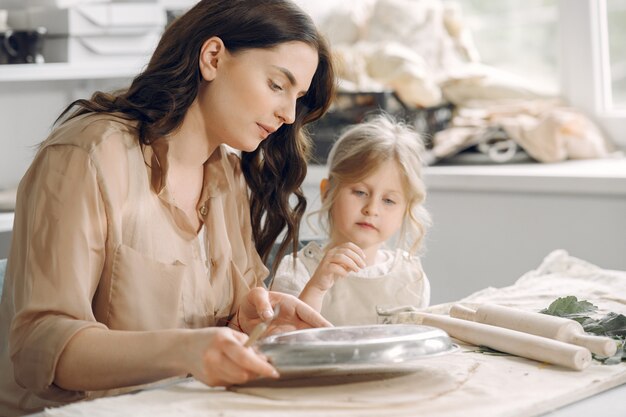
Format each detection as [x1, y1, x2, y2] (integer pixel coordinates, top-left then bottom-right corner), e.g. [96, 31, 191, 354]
[44, 250, 626, 417]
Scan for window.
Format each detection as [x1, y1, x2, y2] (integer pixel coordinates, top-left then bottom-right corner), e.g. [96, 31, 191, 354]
[442, 0, 559, 96]
[607, 0, 626, 110]
[296, 0, 625, 147]
[444, 0, 625, 147]
[560, 0, 626, 147]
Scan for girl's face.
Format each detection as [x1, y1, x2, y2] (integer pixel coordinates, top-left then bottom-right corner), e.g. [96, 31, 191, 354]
[198, 40, 318, 152]
[329, 159, 408, 252]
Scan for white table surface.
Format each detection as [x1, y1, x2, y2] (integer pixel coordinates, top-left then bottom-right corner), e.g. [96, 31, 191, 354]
[24, 377, 626, 417]
[541, 382, 626, 416]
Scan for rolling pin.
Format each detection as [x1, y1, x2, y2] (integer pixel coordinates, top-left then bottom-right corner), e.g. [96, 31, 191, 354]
[449, 304, 617, 357]
[405, 312, 592, 371]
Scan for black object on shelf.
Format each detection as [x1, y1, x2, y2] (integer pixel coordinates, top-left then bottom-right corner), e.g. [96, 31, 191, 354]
[307, 90, 454, 165]
[0, 28, 46, 65]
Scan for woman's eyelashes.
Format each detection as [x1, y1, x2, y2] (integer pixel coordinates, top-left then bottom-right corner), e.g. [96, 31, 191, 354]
[269, 78, 308, 103]
[269, 80, 284, 92]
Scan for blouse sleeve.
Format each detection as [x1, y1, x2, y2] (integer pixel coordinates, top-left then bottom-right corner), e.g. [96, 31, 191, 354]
[9, 145, 108, 401]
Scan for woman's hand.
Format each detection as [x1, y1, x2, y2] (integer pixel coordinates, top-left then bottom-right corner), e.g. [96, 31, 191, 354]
[182, 326, 279, 387]
[188, 288, 331, 387]
[299, 242, 366, 311]
[55, 326, 281, 392]
[237, 287, 332, 335]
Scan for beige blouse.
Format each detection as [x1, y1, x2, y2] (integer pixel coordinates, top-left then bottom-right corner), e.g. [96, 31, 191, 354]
[0, 113, 268, 416]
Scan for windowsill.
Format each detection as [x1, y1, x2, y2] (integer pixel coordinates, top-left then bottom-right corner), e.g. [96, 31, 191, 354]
[306, 157, 626, 196]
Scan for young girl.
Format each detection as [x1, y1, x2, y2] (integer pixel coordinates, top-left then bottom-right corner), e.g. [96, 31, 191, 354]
[271, 113, 432, 325]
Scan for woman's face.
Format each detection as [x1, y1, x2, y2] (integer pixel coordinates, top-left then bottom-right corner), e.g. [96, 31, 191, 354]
[199, 40, 319, 152]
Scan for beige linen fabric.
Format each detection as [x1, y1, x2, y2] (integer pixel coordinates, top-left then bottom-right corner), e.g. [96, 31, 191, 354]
[0, 113, 267, 416]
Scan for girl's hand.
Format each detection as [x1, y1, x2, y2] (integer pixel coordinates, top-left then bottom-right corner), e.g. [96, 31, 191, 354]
[182, 326, 279, 387]
[308, 242, 366, 292]
[299, 242, 366, 311]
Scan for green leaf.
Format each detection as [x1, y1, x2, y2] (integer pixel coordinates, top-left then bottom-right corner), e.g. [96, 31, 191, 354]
[541, 296, 626, 365]
[539, 296, 597, 317]
[583, 313, 626, 338]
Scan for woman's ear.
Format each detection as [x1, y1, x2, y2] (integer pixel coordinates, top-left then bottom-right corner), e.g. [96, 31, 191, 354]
[320, 178, 330, 201]
[199, 37, 226, 81]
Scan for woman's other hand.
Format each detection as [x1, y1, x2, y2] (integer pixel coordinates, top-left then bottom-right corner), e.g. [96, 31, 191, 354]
[237, 287, 332, 335]
[55, 325, 280, 391]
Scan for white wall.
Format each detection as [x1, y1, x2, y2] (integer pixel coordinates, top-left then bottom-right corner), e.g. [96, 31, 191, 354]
[0, 78, 130, 190]
[0, 77, 132, 259]
[0, 81, 64, 189]
[422, 189, 626, 303]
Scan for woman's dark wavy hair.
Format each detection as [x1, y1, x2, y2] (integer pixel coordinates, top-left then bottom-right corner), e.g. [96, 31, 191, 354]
[56, 0, 335, 274]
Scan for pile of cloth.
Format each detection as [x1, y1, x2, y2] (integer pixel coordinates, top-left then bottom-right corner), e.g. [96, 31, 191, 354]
[310, 0, 619, 164]
[425, 98, 616, 165]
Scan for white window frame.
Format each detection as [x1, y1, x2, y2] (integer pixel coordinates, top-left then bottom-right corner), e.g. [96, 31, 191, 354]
[559, 0, 626, 148]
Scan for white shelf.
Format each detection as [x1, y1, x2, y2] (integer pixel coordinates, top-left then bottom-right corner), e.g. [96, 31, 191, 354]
[0, 213, 14, 234]
[306, 158, 626, 196]
[0, 60, 148, 82]
[424, 158, 626, 195]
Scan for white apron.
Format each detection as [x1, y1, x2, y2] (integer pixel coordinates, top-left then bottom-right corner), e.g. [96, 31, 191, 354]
[299, 242, 429, 326]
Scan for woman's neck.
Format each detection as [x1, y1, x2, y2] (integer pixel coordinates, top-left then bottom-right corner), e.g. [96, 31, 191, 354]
[166, 101, 215, 168]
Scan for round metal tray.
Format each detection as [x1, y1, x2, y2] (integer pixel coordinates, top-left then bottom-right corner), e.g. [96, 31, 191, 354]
[257, 324, 457, 376]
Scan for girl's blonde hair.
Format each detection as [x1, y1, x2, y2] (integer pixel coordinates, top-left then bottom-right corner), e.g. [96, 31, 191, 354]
[316, 112, 431, 255]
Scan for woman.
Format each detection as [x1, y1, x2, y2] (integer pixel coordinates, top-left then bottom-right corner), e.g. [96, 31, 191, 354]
[0, 0, 335, 415]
